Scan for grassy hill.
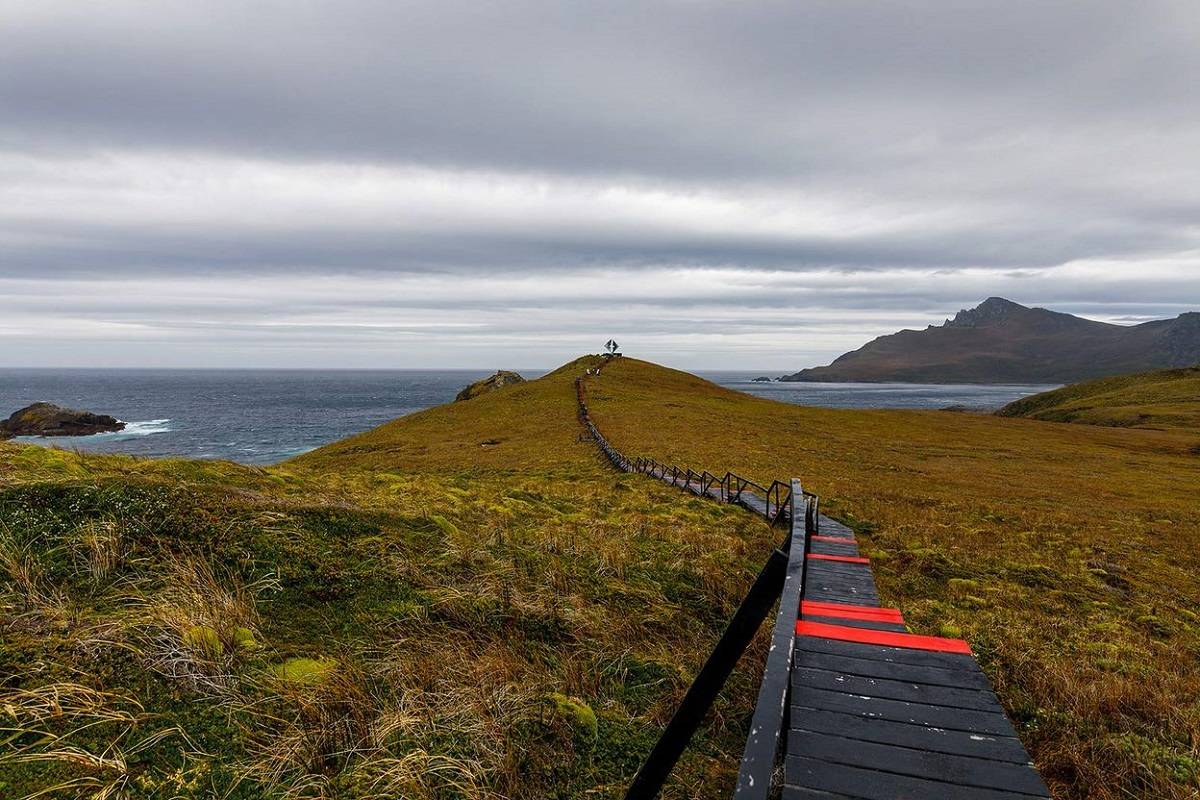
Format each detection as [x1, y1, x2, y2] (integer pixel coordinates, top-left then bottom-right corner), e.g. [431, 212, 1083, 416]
[997, 367, 1200, 430]
[3, 355, 1200, 799]
[0, 358, 774, 799]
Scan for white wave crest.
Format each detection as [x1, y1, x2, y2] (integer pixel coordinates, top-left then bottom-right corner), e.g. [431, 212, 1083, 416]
[109, 419, 173, 437]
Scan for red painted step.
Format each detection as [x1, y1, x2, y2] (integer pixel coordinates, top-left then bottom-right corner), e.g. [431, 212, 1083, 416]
[807, 553, 870, 565]
[796, 621, 972, 654]
[801, 601, 904, 624]
[811, 534, 856, 543]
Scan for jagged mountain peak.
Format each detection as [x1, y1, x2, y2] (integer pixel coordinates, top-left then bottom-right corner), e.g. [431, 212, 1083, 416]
[945, 297, 1030, 328]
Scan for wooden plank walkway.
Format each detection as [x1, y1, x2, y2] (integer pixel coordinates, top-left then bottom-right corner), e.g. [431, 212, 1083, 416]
[786, 517, 1049, 799]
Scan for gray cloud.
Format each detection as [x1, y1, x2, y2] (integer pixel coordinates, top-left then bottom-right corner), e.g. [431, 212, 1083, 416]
[0, 0, 1198, 367]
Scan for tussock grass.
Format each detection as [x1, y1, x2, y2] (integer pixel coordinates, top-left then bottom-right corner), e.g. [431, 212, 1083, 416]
[126, 555, 277, 695]
[0, 682, 189, 800]
[1, 380, 774, 799]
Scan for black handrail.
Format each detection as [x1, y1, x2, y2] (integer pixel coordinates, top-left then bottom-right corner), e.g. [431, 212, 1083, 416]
[624, 541, 791, 800]
[734, 481, 814, 798]
[629, 453, 816, 527]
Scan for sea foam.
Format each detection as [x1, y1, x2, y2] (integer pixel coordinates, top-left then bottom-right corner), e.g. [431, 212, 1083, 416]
[108, 419, 173, 437]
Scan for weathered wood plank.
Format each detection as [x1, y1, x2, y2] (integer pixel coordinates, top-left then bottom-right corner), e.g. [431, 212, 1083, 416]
[788, 730, 1050, 795]
[795, 636, 980, 672]
[793, 667, 1002, 711]
[791, 687, 1019, 736]
[794, 650, 991, 691]
[801, 592, 878, 604]
[785, 755, 1049, 799]
[787, 707, 1032, 763]
[781, 788, 858, 799]
[808, 542, 860, 557]
[804, 591, 881, 606]
[804, 579, 880, 594]
[801, 615, 908, 632]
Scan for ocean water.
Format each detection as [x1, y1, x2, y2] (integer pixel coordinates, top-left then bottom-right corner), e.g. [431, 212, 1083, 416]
[0, 369, 535, 465]
[697, 372, 1059, 411]
[0, 369, 1054, 465]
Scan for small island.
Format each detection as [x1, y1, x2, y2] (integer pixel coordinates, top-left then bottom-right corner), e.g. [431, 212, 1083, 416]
[751, 376, 773, 383]
[0, 402, 125, 439]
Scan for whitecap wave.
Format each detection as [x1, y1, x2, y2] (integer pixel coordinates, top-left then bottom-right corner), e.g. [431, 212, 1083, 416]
[107, 419, 173, 437]
[13, 418, 173, 443]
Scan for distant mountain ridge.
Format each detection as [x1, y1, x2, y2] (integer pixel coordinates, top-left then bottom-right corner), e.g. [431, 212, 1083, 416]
[783, 297, 1200, 384]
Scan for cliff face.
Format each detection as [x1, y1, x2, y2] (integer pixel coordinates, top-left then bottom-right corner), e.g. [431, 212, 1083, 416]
[783, 298, 1200, 384]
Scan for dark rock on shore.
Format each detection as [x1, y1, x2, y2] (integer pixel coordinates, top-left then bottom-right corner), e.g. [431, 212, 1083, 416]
[0, 402, 125, 438]
[455, 371, 526, 402]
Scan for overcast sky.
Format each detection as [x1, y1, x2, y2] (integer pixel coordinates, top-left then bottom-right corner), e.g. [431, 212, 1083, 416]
[2, 1, 1198, 369]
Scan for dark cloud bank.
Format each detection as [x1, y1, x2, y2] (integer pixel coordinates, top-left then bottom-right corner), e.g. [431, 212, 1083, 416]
[1, 1, 1197, 368]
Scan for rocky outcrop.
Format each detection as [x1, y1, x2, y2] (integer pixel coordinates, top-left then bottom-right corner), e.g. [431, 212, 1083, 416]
[0, 402, 125, 438]
[455, 371, 526, 402]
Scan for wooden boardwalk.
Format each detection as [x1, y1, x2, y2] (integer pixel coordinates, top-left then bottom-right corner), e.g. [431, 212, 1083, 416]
[574, 364, 1050, 799]
[787, 517, 1049, 799]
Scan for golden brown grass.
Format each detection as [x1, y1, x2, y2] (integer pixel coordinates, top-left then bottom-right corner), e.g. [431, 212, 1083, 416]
[586, 357, 1200, 799]
[0, 374, 776, 800]
[998, 366, 1200, 431]
[296, 356, 604, 474]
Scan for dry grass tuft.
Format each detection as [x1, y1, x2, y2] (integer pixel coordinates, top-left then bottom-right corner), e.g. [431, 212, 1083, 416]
[0, 682, 190, 800]
[235, 656, 489, 798]
[67, 520, 123, 586]
[0, 526, 74, 637]
[125, 554, 278, 695]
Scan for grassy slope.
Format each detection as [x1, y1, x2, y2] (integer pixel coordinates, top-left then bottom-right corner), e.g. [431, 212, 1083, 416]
[997, 367, 1200, 431]
[295, 357, 598, 474]
[586, 358, 1200, 799]
[1, 356, 776, 800]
